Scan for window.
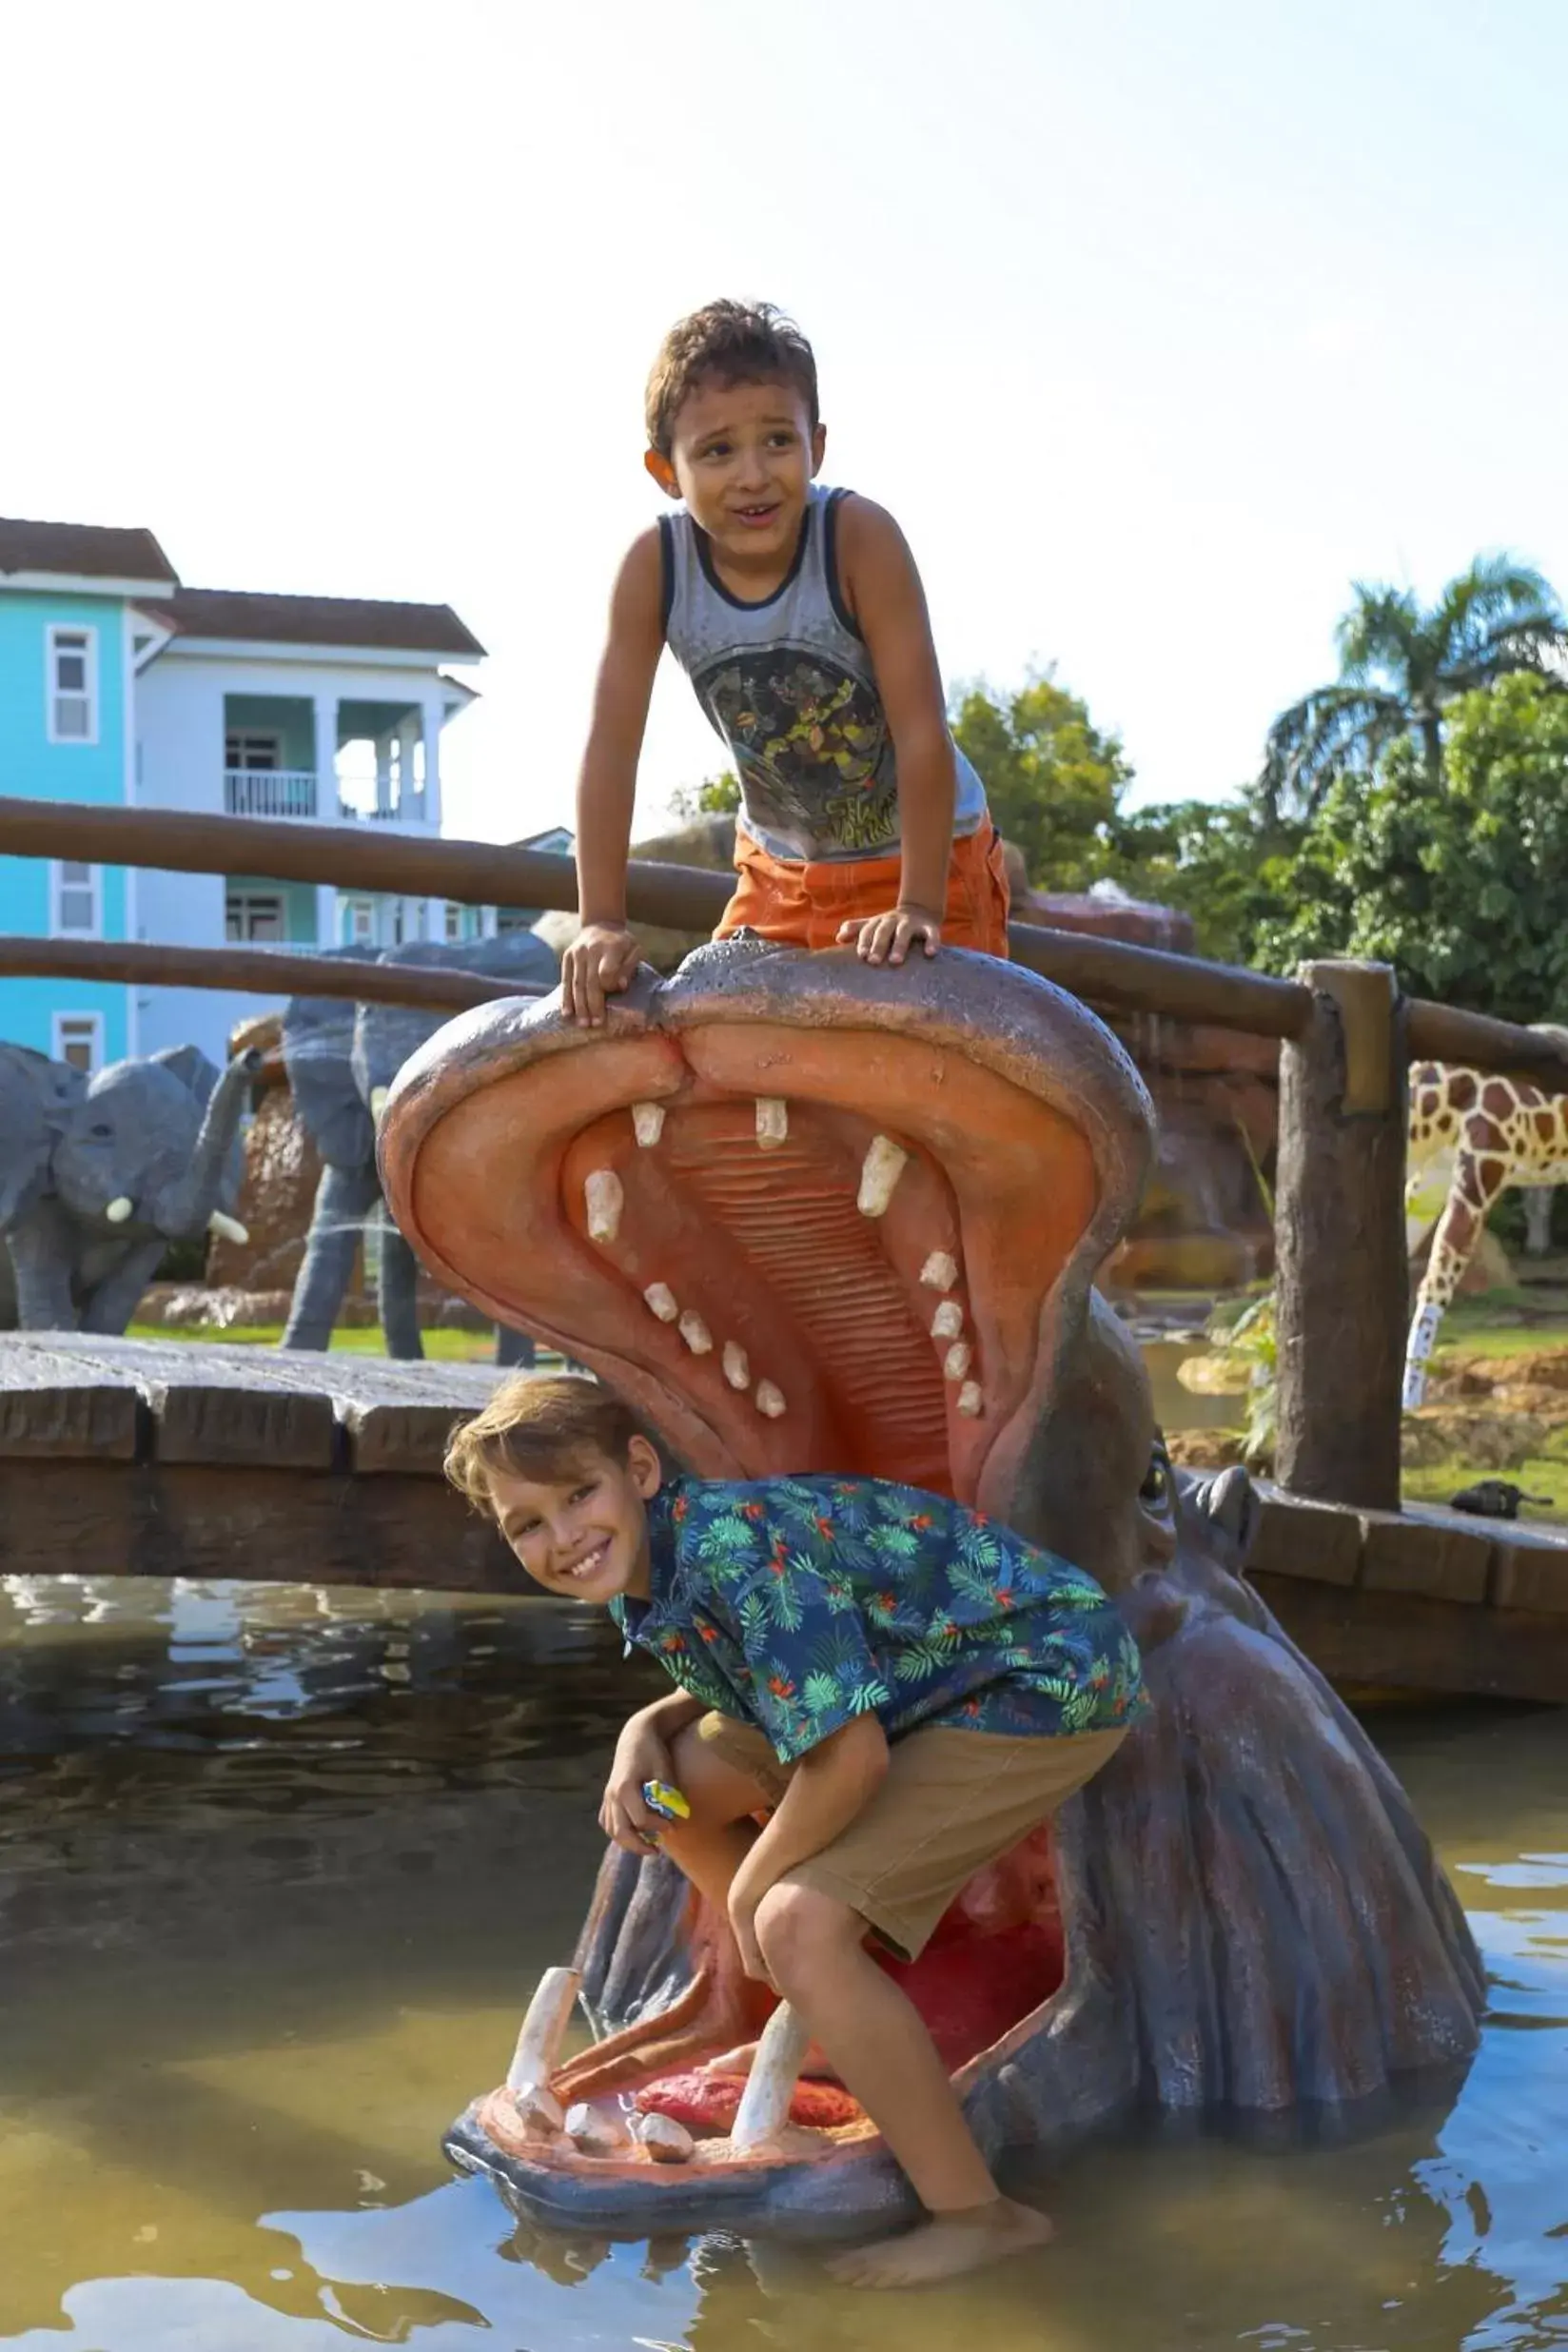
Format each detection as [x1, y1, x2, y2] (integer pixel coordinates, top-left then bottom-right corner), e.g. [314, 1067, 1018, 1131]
[225, 731, 282, 772]
[52, 1013, 104, 1073]
[47, 626, 97, 744]
[444, 902, 461, 942]
[225, 892, 284, 943]
[50, 859, 102, 938]
[347, 900, 375, 947]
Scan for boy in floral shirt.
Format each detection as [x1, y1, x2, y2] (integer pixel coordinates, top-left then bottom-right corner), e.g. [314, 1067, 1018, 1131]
[447, 1376, 1143, 2290]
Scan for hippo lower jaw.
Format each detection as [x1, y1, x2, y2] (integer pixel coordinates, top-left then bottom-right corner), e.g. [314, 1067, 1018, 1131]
[443, 1818, 1117, 2237]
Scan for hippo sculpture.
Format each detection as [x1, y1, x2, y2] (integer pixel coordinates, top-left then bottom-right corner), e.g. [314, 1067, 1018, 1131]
[378, 935, 1486, 2237]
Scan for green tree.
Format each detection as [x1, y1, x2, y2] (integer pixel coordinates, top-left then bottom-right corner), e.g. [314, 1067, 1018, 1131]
[670, 769, 741, 822]
[1255, 672, 1568, 1023]
[1260, 556, 1567, 824]
[950, 670, 1134, 892]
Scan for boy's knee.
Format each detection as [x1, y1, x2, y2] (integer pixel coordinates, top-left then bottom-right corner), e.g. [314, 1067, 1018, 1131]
[754, 1880, 858, 1989]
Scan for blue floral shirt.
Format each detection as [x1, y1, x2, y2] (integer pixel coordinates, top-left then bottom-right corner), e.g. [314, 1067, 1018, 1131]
[609, 1474, 1146, 1764]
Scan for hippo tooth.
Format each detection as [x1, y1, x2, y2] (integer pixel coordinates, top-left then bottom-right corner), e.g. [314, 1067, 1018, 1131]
[643, 1283, 678, 1323]
[678, 1311, 714, 1355]
[755, 1096, 789, 1149]
[370, 1085, 390, 1126]
[957, 1381, 984, 1418]
[755, 1381, 787, 1419]
[857, 1135, 909, 1218]
[505, 1965, 581, 2097]
[584, 1169, 623, 1245]
[565, 2101, 634, 2157]
[943, 1342, 972, 1382]
[105, 1196, 134, 1225]
[632, 1101, 666, 1147]
[208, 1209, 249, 1245]
[931, 1301, 964, 1340]
[512, 2082, 566, 2139]
[723, 1342, 751, 1390]
[920, 1249, 957, 1290]
[637, 2111, 696, 2165]
[730, 2000, 812, 2152]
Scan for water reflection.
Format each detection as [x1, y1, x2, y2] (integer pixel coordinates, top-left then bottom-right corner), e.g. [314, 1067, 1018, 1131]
[0, 1574, 1562, 2352]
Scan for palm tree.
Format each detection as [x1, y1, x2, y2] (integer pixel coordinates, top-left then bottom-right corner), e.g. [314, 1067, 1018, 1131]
[1260, 557, 1568, 823]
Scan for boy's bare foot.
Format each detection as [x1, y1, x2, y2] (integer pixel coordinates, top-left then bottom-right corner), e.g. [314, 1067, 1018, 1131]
[827, 2196, 1053, 2289]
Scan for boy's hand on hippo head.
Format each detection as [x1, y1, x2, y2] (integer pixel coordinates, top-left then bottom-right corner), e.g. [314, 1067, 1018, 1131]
[836, 902, 943, 967]
[562, 923, 645, 1027]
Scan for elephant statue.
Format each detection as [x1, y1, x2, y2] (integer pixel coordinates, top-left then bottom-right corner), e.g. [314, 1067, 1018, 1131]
[281, 933, 559, 1361]
[0, 1040, 258, 1334]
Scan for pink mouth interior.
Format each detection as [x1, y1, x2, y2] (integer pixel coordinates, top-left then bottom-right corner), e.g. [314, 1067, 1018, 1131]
[634, 1824, 1066, 2135]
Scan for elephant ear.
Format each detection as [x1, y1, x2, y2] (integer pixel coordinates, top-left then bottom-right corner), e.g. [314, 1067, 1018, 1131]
[0, 1045, 82, 1225]
[150, 1044, 221, 1106]
[284, 992, 374, 1168]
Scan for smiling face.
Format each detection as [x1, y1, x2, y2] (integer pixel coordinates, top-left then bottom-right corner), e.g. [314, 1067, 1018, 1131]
[488, 1437, 662, 1605]
[646, 376, 826, 579]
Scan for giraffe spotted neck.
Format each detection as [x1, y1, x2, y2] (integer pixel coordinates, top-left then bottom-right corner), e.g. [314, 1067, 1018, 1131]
[1403, 1042, 1568, 1408]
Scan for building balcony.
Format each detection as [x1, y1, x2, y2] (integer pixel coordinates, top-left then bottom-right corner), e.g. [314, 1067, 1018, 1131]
[223, 770, 431, 826]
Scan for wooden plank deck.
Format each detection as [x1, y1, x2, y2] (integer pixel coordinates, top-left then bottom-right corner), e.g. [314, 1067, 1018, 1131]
[1251, 1481, 1568, 1703]
[1, 1338, 1565, 1695]
[0, 1334, 519, 1591]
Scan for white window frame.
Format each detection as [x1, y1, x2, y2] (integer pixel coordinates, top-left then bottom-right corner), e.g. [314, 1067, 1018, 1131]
[225, 729, 284, 772]
[346, 899, 376, 947]
[225, 891, 286, 944]
[49, 859, 103, 939]
[52, 1011, 105, 1073]
[46, 624, 99, 746]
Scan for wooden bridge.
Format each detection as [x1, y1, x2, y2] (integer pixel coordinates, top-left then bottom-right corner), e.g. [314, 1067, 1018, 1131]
[1, 795, 1567, 1699]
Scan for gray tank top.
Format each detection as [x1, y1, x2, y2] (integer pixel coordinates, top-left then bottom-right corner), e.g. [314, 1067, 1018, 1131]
[659, 483, 989, 864]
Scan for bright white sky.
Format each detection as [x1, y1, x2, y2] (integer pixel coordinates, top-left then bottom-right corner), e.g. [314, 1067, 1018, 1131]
[5, 0, 1566, 849]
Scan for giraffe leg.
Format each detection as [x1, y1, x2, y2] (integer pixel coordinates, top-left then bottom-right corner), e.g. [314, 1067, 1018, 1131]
[1403, 1122, 1511, 1409]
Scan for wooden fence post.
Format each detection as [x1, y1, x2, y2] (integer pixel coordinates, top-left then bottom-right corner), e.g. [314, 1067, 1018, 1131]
[1274, 959, 1407, 1510]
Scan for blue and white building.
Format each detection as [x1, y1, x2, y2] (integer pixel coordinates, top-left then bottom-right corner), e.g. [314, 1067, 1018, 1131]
[0, 515, 531, 1071]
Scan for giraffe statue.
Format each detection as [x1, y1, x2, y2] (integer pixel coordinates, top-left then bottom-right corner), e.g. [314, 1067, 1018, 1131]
[1402, 1025, 1568, 1408]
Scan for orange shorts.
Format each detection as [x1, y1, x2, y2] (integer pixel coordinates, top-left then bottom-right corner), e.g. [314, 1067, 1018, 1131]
[715, 824, 1011, 958]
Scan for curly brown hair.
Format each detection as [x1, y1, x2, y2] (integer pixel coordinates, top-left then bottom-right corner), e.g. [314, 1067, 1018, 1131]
[645, 300, 818, 458]
[444, 1375, 642, 1518]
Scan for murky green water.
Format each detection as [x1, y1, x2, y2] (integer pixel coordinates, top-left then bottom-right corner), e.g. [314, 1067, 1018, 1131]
[0, 1573, 1562, 2352]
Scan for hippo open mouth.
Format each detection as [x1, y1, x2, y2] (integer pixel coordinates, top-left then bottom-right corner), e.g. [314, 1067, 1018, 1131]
[379, 939, 1486, 2237]
[379, 935, 1154, 1516]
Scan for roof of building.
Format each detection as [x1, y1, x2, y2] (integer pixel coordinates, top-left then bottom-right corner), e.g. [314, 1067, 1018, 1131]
[0, 515, 177, 586]
[141, 587, 485, 659]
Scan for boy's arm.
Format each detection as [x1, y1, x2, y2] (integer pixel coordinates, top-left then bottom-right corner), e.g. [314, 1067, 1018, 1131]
[563, 526, 666, 1027]
[727, 1714, 890, 1977]
[834, 497, 957, 967]
[600, 1685, 708, 1853]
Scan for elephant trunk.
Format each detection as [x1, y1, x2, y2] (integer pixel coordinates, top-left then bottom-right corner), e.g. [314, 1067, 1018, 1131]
[149, 1049, 263, 1237]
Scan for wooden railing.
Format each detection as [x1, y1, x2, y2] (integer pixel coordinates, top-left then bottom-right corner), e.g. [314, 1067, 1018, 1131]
[2, 793, 1563, 1517]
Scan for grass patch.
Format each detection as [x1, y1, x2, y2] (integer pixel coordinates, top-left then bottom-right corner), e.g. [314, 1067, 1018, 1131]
[127, 1323, 500, 1362]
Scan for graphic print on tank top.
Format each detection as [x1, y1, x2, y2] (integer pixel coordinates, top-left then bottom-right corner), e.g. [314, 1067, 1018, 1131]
[691, 641, 899, 858]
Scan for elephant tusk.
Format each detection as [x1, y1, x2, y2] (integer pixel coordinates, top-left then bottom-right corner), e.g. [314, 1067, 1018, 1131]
[370, 1087, 390, 1127]
[208, 1210, 249, 1245]
[105, 1197, 134, 1224]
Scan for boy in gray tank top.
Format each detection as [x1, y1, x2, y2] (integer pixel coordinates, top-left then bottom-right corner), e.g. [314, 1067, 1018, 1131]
[561, 301, 1010, 1026]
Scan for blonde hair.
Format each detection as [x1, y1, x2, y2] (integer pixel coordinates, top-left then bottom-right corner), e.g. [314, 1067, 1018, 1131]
[444, 1375, 642, 1518]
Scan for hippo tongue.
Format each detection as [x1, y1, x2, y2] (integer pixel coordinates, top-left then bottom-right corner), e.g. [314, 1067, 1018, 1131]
[379, 944, 1154, 1508]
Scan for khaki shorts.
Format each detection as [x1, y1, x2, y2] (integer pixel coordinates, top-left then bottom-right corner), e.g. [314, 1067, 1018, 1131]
[694, 1713, 1126, 1963]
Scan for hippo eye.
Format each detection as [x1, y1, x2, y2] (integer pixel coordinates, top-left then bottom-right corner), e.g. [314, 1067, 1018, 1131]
[89, 1123, 113, 1140]
[1139, 1449, 1172, 1508]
